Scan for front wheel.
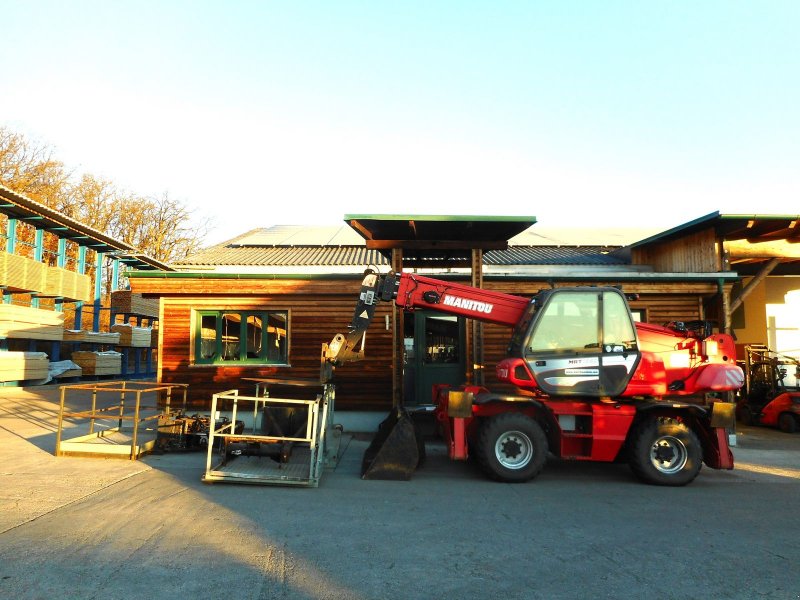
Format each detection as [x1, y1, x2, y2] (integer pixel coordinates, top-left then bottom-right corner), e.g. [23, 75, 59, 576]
[778, 412, 798, 434]
[477, 413, 547, 483]
[628, 417, 702, 486]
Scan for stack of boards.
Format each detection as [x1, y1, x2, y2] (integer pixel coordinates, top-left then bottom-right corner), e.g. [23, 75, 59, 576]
[0, 304, 64, 340]
[71, 351, 123, 376]
[111, 324, 153, 347]
[63, 330, 121, 345]
[0, 351, 49, 382]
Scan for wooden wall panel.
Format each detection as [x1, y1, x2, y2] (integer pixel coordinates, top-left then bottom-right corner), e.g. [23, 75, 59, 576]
[631, 228, 720, 272]
[153, 282, 397, 410]
[136, 274, 721, 410]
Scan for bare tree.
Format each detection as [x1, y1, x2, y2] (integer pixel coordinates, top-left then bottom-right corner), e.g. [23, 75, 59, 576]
[0, 126, 209, 264]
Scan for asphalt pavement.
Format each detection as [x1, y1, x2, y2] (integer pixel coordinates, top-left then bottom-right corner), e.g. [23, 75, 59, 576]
[0, 383, 798, 600]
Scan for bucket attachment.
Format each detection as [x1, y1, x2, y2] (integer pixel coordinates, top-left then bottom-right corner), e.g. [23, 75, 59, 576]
[361, 407, 424, 480]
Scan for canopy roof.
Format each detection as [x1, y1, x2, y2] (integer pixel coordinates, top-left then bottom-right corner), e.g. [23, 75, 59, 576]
[344, 214, 537, 267]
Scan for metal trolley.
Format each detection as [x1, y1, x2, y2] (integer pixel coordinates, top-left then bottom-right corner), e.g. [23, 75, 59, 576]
[202, 378, 339, 487]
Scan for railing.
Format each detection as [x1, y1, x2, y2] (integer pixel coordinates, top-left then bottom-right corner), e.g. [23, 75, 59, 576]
[202, 379, 337, 487]
[55, 381, 188, 460]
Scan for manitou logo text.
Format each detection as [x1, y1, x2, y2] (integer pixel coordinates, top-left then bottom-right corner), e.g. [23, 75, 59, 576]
[442, 295, 494, 314]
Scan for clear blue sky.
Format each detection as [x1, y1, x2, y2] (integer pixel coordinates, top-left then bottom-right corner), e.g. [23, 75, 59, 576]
[2, 1, 798, 245]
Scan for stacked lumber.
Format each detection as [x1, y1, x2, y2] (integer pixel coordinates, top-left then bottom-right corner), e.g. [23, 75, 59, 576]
[71, 351, 122, 376]
[43, 266, 93, 302]
[0, 253, 48, 293]
[111, 324, 152, 347]
[0, 351, 49, 382]
[63, 330, 122, 345]
[111, 290, 159, 318]
[0, 304, 64, 340]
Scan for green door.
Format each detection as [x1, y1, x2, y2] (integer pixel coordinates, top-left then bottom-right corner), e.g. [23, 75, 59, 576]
[404, 311, 466, 406]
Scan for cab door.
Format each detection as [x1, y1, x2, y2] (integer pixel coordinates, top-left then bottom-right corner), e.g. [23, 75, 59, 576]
[404, 311, 466, 406]
[523, 289, 640, 398]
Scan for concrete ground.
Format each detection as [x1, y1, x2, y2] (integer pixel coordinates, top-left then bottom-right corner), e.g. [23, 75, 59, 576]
[0, 383, 798, 600]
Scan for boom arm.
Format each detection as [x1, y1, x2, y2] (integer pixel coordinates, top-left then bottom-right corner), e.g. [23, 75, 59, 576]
[323, 270, 530, 367]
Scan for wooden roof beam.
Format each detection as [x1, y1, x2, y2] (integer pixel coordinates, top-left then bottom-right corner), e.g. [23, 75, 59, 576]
[730, 257, 781, 314]
[366, 240, 508, 251]
[725, 239, 800, 259]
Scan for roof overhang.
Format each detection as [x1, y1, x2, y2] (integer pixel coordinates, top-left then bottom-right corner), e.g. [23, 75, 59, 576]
[344, 214, 537, 267]
[0, 184, 173, 271]
[630, 211, 800, 276]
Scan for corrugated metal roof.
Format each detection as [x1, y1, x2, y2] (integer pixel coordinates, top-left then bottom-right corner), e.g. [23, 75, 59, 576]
[485, 247, 625, 266]
[178, 245, 390, 266]
[178, 236, 623, 268]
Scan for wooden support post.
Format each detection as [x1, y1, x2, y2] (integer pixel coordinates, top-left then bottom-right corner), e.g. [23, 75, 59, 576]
[720, 279, 732, 335]
[729, 257, 781, 316]
[392, 248, 404, 409]
[471, 248, 484, 386]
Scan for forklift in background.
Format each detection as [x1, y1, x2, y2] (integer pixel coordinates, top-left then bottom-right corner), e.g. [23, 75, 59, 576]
[736, 344, 800, 433]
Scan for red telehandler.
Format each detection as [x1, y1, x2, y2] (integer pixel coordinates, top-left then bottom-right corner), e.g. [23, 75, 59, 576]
[323, 270, 744, 486]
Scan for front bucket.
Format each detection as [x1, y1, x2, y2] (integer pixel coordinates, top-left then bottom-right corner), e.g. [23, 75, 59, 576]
[361, 408, 423, 480]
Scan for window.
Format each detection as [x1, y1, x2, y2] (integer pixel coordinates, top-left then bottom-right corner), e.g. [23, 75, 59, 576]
[527, 290, 638, 354]
[195, 310, 288, 365]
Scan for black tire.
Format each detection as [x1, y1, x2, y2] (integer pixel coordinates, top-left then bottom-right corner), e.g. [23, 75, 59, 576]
[476, 413, 547, 483]
[737, 405, 754, 426]
[628, 417, 702, 486]
[778, 413, 798, 434]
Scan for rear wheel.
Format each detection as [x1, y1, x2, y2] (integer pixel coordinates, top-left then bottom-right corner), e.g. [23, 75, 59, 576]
[737, 405, 754, 426]
[778, 412, 798, 434]
[477, 413, 547, 483]
[629, 417, 702, 486]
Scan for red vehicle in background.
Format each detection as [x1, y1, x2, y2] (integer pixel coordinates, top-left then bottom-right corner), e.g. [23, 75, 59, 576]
[736, 345, 800, 433]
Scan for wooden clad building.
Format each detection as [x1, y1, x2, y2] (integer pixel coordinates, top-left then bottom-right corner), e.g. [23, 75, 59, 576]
[127, 213, 800, 410]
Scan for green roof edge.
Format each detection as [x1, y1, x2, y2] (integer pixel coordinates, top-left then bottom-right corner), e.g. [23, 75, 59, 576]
[343, 214, 537, 223]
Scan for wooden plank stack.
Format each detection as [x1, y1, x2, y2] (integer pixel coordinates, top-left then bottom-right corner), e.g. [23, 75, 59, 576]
[0, 253, 48, 293]
[0, 351, 50, 382]
[111, 324, 152, 347]
[63, 330, 122, 345]
[0, 304, 64, 340]
[43, 266, 93, 302]
[111, 290, 159, 318]
[71, 351, 122, 376]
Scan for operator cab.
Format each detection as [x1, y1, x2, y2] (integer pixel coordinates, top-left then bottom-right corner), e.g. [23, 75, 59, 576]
[508, 287, 641, 397]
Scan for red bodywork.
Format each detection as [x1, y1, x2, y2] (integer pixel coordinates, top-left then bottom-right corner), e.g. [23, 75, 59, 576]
[335, 271, 739, 473]
[395, 273, 742, 398]
[759, 391, 800, 428]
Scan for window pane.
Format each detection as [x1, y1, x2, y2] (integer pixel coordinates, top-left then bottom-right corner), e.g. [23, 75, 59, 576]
[246, 315, 264, 358]
[221, 313, 241, 360]
[603, 292, 636, 347]
[200, 314, 217, 360]
[425, 315, 459, 364]
[529, 292, 599, 352]
[266, 312, 288, 362]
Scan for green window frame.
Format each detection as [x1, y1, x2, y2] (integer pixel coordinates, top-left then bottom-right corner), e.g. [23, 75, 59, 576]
[195, 310, 288, 365]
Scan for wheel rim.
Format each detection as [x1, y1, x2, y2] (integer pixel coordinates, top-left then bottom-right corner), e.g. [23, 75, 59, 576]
[495, 430, 533, 470]
[649, 435, 688, 474]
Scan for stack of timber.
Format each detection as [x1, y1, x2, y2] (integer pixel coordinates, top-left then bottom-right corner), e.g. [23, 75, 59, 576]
[63, 330, 122, 345]
[111, 290, 159, 318]
[42, 266, 92, 302]
[0, 304, 64, 340]
[0, 351, 49, 382]
[0, 253, 48, 293]
[111, 324, 152, 347]
[71, 351, 122, 376]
